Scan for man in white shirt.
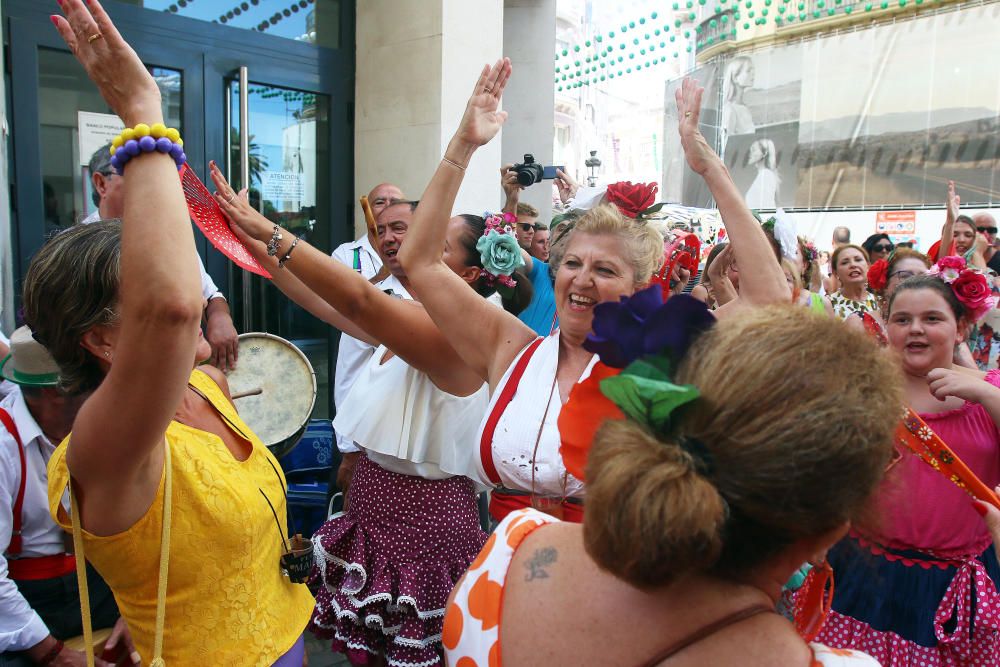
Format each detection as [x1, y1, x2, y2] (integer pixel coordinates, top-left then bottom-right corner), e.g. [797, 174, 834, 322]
[0, 327, 130, 666]
[328, 185, 409, 492]
[83, 144, 240, 371]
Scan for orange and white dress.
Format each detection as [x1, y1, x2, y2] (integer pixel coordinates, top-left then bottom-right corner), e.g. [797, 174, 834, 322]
[443, 508, 881, 667]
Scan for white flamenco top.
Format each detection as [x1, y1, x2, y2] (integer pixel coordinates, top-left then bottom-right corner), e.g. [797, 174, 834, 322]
[475, 332, 596, 498]
[333, 346, 487, 482]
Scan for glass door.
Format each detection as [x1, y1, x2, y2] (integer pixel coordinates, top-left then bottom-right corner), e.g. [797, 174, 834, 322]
[226, 75, 333, 418]
[5, 0, 355, 419]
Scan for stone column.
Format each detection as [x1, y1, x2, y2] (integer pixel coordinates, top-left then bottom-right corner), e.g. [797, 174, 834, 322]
[354, 0, 503, 237]
[501, 0, 557, 224]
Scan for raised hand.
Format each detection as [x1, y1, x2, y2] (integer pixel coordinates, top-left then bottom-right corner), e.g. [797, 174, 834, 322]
[675, 78, 719, 176]
[51, 0, 161, 126]
[946, 180, 961, 224]
[453, 58, 512, 151]
[555, 168, 579, 205]
[209, 161, 270, 244]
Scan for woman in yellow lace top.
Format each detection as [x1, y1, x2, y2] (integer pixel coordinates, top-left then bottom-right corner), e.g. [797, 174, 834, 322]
[24, 1, 314, 664]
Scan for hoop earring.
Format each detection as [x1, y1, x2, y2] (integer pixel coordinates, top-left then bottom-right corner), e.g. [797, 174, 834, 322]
[792, 560, 834, 642]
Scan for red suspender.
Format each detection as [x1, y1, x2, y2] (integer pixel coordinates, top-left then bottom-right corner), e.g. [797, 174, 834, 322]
[0, 408, 26, 556]
[479, 337, 545, 485]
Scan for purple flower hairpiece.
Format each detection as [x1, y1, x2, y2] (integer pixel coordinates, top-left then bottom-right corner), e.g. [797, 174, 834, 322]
[584, 286, 716, 369]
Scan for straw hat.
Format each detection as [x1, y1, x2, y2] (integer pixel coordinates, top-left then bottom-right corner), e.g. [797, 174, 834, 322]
[0, 326, 60, 387]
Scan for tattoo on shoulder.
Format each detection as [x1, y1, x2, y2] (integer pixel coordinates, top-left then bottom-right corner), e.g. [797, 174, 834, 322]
[524, 547, 558, 582]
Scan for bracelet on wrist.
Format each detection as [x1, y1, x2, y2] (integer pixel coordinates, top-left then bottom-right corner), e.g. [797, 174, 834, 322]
[109, 123, 186, 175]
[266, 225, 284, 257]
[278, 236, 300, 269]
[441, 155, 466, 171]
[38, 639, 64, 665]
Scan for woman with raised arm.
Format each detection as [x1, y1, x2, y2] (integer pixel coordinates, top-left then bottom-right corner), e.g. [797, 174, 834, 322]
[398, 73, 788, 522]
[30, 2, 313, 665]
[207, 62, 532, 666]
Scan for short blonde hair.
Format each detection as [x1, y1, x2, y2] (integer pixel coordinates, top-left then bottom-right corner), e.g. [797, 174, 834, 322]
[515, 202, 539, 218]
[583, 306, 902, 589]
[560, 204, 664, 285]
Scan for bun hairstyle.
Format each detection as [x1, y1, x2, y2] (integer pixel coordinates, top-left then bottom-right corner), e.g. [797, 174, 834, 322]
[559, 204, 664, 285]
[456, 214, 534, 315]
[23, 220, 123, 395]
[583, 306, 902, 589]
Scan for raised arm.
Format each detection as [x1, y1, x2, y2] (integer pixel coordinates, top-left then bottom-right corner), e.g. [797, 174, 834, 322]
[675, 79, 789, 314]
[939, 180, 959, 260]
[52, 2, 204, 490]
[397, 59, 537, 387]
[209, 164, 481, 395]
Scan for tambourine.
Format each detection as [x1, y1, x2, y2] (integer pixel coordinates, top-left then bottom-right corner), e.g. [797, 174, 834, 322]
[649, 233, 702, 299]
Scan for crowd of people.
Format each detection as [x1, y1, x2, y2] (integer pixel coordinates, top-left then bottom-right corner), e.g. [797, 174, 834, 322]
[2, 1, 1000, 666]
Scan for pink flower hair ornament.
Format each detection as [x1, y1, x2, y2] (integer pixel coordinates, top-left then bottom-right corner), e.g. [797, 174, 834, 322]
[928, 256, 997, 322]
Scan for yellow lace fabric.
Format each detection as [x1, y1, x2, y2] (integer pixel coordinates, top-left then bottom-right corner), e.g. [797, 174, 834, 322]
[47, 369, 315, 665]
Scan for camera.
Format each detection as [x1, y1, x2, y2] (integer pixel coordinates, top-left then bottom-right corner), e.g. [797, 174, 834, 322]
[512, 154, 544, 186]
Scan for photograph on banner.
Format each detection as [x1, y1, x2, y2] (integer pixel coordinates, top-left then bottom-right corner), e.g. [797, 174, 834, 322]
[662, 63, 720, 209]
[720, 45, 801, 211]
[794, 5, 1000, 208]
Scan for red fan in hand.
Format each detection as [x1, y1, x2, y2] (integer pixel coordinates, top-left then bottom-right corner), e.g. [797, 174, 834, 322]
[180, 164, 271, 278]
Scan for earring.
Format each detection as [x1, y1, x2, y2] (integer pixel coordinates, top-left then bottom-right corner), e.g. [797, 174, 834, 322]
[792, 560, 834, 642]
[104, 351, 111, 359]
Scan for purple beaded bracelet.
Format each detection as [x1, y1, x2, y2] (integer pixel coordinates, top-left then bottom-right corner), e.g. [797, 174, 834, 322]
[109, 136, 186, 175]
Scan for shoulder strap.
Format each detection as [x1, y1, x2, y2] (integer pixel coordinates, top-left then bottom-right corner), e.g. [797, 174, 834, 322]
[479, 337, 544, 485]
[0, 408, 26, 556]
[637, 604, 773, 667]
[895, 406, 1000, 506]
[70, 442, 173, 667]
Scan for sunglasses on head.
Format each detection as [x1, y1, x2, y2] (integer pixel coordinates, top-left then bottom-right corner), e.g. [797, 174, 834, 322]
[873, 243, 893, 252]
[978, 226, 998, 235]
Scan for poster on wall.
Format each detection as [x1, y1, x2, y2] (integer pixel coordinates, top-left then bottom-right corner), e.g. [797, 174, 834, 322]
[77, 111, 124, 166]
[720, 45, 801, 211]
[662, 64, 720, 208]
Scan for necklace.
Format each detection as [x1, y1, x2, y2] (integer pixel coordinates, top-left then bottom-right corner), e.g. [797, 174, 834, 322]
[529, 367, 569, 519]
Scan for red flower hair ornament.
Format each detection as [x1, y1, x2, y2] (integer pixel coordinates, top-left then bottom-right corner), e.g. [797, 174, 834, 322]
[867, 259, 889, 293]
[604, 181, 663, 220]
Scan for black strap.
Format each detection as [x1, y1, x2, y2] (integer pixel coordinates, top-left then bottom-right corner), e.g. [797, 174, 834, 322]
[636, 604, 773, 667]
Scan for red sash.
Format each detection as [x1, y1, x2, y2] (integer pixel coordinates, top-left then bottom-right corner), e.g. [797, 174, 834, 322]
[895, 406, 1000, 507]
[7, 553, 76, 580]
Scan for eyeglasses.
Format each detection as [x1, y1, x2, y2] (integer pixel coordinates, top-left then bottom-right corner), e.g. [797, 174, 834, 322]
[888, 270, 918, 281]
[873, 243, 893, 252]
[978, 226, 998, 235]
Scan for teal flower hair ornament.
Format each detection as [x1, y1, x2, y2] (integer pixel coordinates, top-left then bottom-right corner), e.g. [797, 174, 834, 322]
[477, 212, 525, 288]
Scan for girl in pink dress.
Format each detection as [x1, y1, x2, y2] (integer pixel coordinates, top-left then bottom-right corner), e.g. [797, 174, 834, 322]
[819, 266, 1000, 665]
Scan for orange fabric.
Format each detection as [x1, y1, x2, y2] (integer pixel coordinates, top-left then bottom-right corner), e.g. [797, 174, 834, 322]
[895, 406, 1000, 508]
[557, 361, 623, 482]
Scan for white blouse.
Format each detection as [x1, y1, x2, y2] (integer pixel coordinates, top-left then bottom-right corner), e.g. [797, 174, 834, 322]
[475, 333, 596, 498]
[333, 346, 487, 483]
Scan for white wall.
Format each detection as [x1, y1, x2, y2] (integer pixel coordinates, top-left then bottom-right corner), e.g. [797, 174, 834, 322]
[501, 0, 557, 222]
[788, 208, 1000, 255]
[354, 0, 503, 237]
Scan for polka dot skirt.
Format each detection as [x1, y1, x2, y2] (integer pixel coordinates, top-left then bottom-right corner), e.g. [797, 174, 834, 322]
[309, 455, 487, 667]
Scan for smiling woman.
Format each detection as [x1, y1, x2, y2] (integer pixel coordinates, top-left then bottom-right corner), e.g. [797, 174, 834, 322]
[397, 70, 789, 524]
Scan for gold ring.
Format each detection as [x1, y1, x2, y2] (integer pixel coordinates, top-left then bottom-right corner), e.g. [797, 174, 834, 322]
[484, 86, 493, 93]
[684, 111, 692, 117]
[226, 192, 237, 205]
[88, 33, 103, 44]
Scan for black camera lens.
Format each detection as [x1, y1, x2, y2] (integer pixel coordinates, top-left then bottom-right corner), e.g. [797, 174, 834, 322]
[512, 153, 544, 187]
